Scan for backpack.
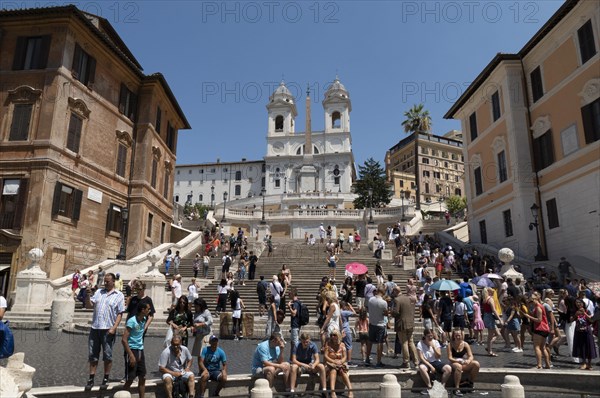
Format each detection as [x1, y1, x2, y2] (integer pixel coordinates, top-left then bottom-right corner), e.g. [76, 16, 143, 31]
[224, 256, 232, 268]
[0, 320, 15, 359]
[299, 301, 310, 327]
[171, 375, 188, 398]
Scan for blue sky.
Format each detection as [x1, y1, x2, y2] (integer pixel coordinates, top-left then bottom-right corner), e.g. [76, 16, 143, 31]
[35, 1, 566, 166]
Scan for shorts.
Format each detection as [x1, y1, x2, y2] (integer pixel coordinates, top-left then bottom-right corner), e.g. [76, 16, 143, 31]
[423, 318, 433, 331]
[483, 313, 497, 329]
[453, 315, 466, 329]
[358, 332, 369, 343]
[467, 313, 474, 324]
[297, 365, 320, 375]
[125, 349, 146, 380]
[506, 318, 521, 331]
[88, 329, 116, 362]
[206, 370, 222, 381]
[258, 294, 267, 305]
[442, 319, 452, 333]
[430, 360, 447, 373]
[329, 261, 336, 268]
[163, 371, 194, 381]
[368, 324, 386, 344]
[532, 329, 549, 338]
[342, 330, 352, 350]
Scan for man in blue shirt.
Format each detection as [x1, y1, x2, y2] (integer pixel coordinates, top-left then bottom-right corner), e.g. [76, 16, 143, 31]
[289, 333, 326, 395]
[122, 302, 151, 398]
[251, 332, 291, 389]
[198, 335, 227, 398]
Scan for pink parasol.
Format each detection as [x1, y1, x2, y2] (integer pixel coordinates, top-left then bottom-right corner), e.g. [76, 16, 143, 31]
[345, 262, 368, 275]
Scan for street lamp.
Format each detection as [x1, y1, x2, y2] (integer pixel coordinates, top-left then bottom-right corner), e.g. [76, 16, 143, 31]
[400, 189, 406, 221]
[529, 203, 547, 261]
[368, 187, 374, 224]
[284, 176, 287, 194]
[221, 191, 228, 222]
[116, 207, 129, 260]
[260, 187, 267, 224]
[210, 186, 215, 209]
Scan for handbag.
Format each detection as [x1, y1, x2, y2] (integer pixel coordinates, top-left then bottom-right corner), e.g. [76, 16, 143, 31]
[163, 326, 174, 348]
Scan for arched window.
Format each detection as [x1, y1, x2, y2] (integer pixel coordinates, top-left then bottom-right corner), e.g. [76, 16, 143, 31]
[235, 170, 242, 181]
[199, 194, 203, 202]
[275, 115, 284, 132]
[296, 146, 302, 155]
[313, 145, 319, 154]
[332, 111, 341, 128]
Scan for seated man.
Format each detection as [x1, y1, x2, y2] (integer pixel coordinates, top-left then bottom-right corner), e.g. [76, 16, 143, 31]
[158, 335, 195, 398]
[290, 332, 327, 395]
[417, 328, 452, 390]
[251, 332, 291, 389]
[198, 335, 227, 398]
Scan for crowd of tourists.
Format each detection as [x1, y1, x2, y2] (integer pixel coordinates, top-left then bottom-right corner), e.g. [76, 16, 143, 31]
[46, 222, 600, 397]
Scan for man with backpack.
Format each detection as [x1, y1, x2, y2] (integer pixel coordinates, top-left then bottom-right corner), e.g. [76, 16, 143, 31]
[287, 288, 309, 352]
[221, 253, 232, 280]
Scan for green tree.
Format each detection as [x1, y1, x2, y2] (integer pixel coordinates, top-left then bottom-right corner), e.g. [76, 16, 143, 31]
[401, 103, 432, 211]
[445, 195, 467, 216]
[353, 158, 392, 209]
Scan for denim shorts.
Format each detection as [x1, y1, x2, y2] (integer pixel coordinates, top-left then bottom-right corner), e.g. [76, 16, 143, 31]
[88, 328, 116, 362]
[506, 318, 521, 331]
[483, 313, 497, 329]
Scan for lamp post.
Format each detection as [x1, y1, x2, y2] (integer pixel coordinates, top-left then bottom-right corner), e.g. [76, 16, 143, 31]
[260, 187, 267, 224]
[400, 190, 406, 221]
[368, 187, 374, 224]
[529, 203, 547, 261]
[284, 176, 287, 194]
[221, 191, 228, 222]
[210, 186, 215, 209]
[116, 207, 129, 260]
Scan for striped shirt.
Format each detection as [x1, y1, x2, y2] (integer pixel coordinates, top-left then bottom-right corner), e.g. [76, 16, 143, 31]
[91, 288, 125, 330]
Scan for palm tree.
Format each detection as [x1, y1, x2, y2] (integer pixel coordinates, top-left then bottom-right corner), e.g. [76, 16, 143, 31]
[401, 104, 432, 210]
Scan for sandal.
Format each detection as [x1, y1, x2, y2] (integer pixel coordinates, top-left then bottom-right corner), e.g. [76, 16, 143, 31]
[579, 365, 588, 370]
[488, 352, 498, 357]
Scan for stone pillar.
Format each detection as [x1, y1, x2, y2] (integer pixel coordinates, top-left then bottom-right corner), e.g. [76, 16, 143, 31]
[501, 375, 524, 398]
[379, 374, 401, 397]
[49, 288, 75, 330]
[366, 224, 379, 247]
[498, 248, 524, 280]
[257, 224, 270, 243]
[138, 249, 169, 313]
[0, 353, 36, 398]
[250, 379, 273, 398]
[11, 248, 51, 313]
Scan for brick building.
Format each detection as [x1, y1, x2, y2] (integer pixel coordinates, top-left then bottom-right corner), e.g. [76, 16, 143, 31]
[0, 6, 190, 298]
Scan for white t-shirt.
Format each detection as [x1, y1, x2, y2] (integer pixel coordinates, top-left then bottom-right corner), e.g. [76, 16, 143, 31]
[0, 296, 7, 309]
[417, 339, 441, 362]
[172, 280, 182, 298]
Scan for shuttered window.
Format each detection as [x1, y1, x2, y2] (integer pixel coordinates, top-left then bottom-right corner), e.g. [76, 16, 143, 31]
[9, 104, 33, 141]
[13, 35, 51, 70]
[51, 182, 82, 221]
[66, 113, 83, 153]
[71, 44, 96, 86]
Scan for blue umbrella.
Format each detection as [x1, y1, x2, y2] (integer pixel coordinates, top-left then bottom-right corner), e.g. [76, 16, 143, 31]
[430, 279, 460, 291]
[472, 276, 495, 288]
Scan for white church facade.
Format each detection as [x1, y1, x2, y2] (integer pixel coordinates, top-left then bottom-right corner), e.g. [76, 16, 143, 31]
[173, 78, 356, 210]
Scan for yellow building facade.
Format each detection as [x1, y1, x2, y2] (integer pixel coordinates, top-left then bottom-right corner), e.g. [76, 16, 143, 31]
[445, 0, 599, 265]
[385, 131, 465, 206]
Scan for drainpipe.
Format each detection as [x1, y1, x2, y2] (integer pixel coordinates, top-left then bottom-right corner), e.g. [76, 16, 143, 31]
[519, 57, 548, 260]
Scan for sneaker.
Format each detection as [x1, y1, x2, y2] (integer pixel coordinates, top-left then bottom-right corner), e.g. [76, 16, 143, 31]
[347, 362, 358, 368]
[364, 358, 371, 366]
[85, 379, 94, 390]
[374, 362, 385, 368]
[421, 390, 429, 395]
[234, 337, 239, 341]
[511, 347, 520, 352]
[454, 389, 464, 396]
[514, 348, 523, 353]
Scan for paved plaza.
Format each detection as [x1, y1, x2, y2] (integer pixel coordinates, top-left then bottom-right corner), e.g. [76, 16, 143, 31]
[8, 329, 598, 397]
